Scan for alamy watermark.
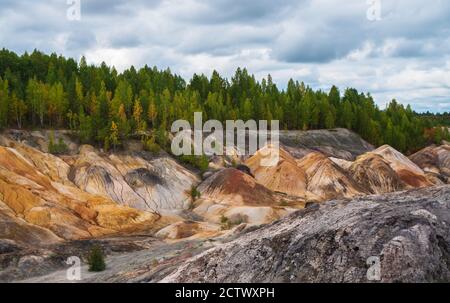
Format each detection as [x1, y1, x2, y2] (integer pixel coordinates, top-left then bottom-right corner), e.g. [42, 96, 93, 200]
[66, 256, 82, 281]
[366, 0, 381, 21]
[366, 256, 381, 281]
[171, 112, 280, 167]
[67, 0, 81, 21]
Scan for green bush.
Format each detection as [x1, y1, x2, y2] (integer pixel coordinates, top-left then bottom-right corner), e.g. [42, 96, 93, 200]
[48, 133, 68, 155]
[178, 155, 209, 173]
[220, 215, 230, 230]
[87, 245, 106, 272]
[220, 214, 245, 230]
[143, 135, 161, 153]
[190, 186, 201, 202]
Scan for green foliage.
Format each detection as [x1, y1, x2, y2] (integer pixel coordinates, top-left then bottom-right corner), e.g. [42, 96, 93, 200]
[178, 155, 209, 173]
[220, 214, 244, 230]
[48, 132, 68, 154]
[87, 245, 106, 272]
[0, 48, 447, 154]
[190, 186, 201, 201]
[143, 135, 161, 154]
[220, 215, 231, 230]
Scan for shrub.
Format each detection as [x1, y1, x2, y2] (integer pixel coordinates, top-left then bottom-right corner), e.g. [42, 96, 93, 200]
[220, 215, 230, 230]
[220, 214, 245, 230]
[190, 186, 201, 202]
[178, 155, 209, 173]
[87, 245, 106, 272]
[143, 135, 161, 153]
[48, 133, 68, 154]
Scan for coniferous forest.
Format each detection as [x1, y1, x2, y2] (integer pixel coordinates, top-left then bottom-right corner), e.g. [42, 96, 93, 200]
[0, 48, 449, 154]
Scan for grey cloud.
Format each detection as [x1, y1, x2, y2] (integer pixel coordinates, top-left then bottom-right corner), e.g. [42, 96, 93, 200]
[0, 0, 449, 112]
[66, 29, 97, 51]
[173, 0, 299, 25]
[80, 0, 161, 16]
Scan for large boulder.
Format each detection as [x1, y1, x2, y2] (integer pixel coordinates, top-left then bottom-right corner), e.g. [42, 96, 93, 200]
[163, 185, 450, 283]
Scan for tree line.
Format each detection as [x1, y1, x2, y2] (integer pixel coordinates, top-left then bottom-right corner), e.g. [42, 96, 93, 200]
[0, 48, 448, 154]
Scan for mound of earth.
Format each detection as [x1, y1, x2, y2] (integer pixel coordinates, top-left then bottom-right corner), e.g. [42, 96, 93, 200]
[372, 145, 432, 188]
[197, 168, 276, 206]
[245, 146, 307, 197]
[409, 144, 450, 183]
[193, 168, 295, 225]
[296, 152, 366, 200]
[155, 220, 221, 240]
[349, 153, 407, 194]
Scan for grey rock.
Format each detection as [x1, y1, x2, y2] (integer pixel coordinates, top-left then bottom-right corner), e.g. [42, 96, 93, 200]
[163, 185, 450, 283]
[279, 128, 374, 160]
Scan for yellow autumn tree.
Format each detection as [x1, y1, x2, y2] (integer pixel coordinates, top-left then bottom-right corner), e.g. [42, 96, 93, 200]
[132, 98, 145, 134]
[110, 121, 119, 151]
[147, 100, 157, 128]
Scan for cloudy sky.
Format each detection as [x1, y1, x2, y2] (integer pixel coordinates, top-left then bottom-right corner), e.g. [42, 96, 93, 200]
[1, 0, 449, 112]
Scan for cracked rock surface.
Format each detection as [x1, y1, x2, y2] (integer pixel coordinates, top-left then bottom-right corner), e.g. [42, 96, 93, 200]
[163, 185, 450, 283]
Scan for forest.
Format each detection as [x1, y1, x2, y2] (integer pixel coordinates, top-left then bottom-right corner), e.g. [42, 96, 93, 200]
[0, 48, 449, 154]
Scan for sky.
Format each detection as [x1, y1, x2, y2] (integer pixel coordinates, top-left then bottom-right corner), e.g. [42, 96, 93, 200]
[0, 0, 449, 113]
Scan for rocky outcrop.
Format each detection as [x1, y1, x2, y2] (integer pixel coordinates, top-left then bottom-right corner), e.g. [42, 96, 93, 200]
[163, 185, 450, 283]
[279, 128, 374, 160]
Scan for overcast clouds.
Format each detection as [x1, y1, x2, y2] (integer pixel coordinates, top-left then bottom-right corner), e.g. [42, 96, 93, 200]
[0, 0, 449, 112]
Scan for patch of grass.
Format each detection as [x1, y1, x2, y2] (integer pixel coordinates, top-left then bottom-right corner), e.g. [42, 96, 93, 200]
[220, 215, 245, 230]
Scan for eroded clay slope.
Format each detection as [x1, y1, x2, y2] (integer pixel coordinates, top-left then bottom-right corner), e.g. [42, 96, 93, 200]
[296, 152, 366, 200]
[410, 144, 450, 184]
[372, 145, 433, 188]
[349, 153, 407, 194]
[279, 128, 374, 160]
[0, 144, 168, 245]
[193, 168, 293, 225]
[245, 146, 307, 197]
[70, 145, 199, 213]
